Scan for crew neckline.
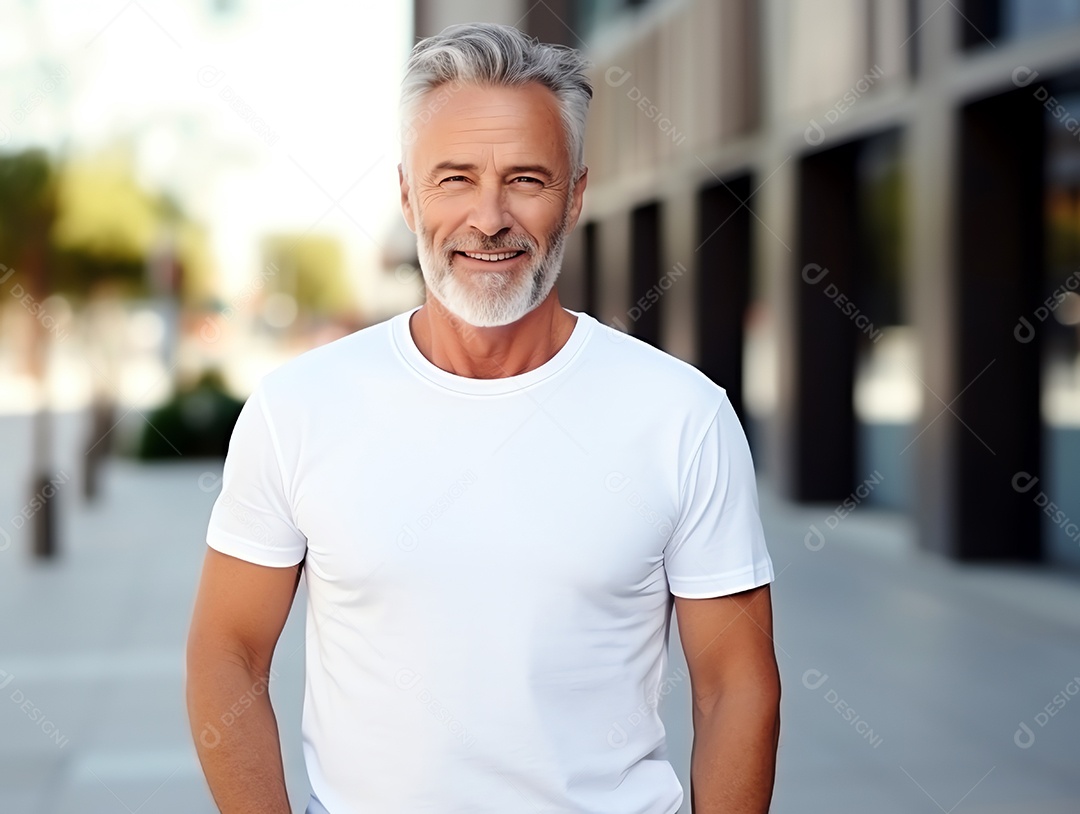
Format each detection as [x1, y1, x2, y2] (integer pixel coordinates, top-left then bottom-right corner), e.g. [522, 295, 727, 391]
[391, 305, 593, 395]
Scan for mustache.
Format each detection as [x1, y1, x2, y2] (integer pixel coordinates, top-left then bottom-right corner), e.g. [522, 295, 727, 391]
[441, 234, 537, 254]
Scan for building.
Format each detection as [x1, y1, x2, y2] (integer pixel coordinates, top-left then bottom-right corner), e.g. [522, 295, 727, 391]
[412, 0, 1080, 566]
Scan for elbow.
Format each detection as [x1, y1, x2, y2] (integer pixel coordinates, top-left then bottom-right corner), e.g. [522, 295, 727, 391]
[692, 667, 782, 723]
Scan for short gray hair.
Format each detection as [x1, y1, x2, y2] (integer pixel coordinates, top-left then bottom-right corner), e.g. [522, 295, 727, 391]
[400, 22, 592, 178]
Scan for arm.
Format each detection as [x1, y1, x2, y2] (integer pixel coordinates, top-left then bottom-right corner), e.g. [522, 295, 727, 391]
[674, 583, 781, 814]
[186, 547, 303, 813]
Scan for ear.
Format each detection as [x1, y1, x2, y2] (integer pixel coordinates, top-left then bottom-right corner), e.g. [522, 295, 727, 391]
[564, 167, 588, 233]
[398, 163, 416, 233]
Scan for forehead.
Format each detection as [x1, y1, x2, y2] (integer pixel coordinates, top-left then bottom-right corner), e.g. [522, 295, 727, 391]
[408, 82, 568, 172]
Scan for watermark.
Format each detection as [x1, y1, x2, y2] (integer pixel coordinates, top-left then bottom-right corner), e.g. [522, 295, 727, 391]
[1013, 269, 1080, 343]
[199, 471, 273, 544]
[607, 666, 688, 748]
[2, 470, 71, 552]
[1013, 67, 1080, 143]
[397, 469, 478, 551]
[394, 668, 475, 747]
[1, 669, 70, 748]
[801, 263, 883, 344]
[604, 471, 673, 540]
[197, 65, 279, 147]
[608, 261, 687, 338]
[1012, 472, 1080, 547]
[605, 67, 687, 147]
[1014, 674, 1080, 749]
[805, 471, 885, 550]
[199, 261, 279, 343]
[805, 65, 885, 146]
[0, 264, 71, 341]
[198, 472, 223, 493]
[802, 668, 883, 748]
[198, 667, 279, 749]
[402, 79, 466, 147]
[9, 64, 69, 125]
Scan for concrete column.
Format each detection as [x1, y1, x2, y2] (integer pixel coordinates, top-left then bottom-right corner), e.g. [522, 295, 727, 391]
[790, 144, 860, 501]
[951, 89, 1043, 560]
[629, 202, 662, 347]
[696, 176, 753, 426]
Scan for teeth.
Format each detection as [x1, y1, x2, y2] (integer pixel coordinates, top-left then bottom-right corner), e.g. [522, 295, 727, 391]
[462, 251, 520, 261]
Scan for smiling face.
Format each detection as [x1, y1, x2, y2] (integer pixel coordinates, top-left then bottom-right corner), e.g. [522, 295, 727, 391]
[399, 82, 587, 327]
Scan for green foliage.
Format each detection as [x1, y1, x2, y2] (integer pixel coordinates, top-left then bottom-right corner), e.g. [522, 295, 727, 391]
[261, 233, 354, 316]
[0, 149, 56, 285]
[134, 370, 245, 460]
[0, 145, 215, 302]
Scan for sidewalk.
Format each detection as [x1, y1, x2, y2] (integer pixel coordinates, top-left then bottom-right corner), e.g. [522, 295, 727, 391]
[0, 412, 1078, 812]
[0, 449, 312, 812]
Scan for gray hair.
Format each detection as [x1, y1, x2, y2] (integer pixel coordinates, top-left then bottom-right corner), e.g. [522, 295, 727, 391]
[400, 22, 592, 178]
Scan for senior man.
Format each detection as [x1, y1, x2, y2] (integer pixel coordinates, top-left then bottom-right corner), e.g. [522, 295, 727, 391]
[187, 22, 780, 814]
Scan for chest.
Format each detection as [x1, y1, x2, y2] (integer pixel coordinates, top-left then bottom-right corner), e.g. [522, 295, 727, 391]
[290, 403, 680, 602]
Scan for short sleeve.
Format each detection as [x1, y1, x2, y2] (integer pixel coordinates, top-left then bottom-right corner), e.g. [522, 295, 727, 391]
[664, 396, 774, 598]
[205, 385, 307, 567]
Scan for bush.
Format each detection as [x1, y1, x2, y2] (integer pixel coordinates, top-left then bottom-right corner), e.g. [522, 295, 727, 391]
[136, 371, 244, 460]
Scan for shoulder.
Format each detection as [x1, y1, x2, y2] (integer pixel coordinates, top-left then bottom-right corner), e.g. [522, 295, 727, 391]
[581, 313, 729, 414]
[255, 312, 400, 405]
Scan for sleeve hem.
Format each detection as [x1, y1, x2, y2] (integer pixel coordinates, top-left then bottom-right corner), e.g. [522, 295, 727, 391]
[668, 561, 775, 599]
[207, 531, 306, 568]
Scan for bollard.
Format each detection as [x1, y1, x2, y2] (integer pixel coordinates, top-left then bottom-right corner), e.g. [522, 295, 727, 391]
[31, 473, 57, 560]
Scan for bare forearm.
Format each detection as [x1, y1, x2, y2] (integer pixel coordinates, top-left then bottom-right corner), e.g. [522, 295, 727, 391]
[187, 658, 291, 813]
[689, 691, 780, 813]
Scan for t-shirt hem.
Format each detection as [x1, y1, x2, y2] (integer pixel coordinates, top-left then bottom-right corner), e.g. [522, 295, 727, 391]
[667, 561, 775, 598]
[206, 531, 306, 568]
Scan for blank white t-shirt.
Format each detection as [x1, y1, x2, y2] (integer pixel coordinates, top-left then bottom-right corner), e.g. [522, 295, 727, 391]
[206, 305, 774, 814]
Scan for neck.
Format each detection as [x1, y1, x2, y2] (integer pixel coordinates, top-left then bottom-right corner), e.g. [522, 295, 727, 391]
[409, 292, 577, 379]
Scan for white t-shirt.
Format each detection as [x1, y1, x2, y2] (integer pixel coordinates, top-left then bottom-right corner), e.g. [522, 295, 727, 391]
[206, 305, 775, 814]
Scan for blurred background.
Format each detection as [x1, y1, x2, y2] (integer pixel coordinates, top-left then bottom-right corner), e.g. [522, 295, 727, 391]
[1, 0, 1079, 811]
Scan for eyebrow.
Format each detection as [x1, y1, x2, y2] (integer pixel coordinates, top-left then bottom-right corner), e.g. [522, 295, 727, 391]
[430, 161, 555, 178]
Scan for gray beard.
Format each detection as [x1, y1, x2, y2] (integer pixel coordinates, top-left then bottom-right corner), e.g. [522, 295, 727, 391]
[414, 203, 571, 328]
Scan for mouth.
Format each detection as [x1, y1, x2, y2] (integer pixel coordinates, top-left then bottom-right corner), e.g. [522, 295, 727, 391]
[456, 250, 526, 261]
[453, 250, 527, 267]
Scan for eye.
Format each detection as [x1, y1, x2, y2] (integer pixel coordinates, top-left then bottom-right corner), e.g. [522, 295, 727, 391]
[439, 175, 470, 184]
[512, 176, 543, 185]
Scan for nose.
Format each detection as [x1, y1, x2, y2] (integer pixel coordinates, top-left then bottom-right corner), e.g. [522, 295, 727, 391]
[468, 183, 514, 237]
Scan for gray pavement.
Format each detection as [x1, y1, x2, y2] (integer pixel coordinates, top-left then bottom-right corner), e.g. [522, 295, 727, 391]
[0, 411, 1078, 812]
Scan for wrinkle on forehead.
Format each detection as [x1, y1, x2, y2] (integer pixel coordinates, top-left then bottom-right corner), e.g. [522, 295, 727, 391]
[407, 82, 570, 178]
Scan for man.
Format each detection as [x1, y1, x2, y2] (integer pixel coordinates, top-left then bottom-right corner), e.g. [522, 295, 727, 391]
[187, 22, 780, 814]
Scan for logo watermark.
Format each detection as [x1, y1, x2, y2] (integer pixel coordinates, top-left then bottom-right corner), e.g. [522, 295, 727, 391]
[1013, 270, 1080, 343]
[394, 668, 475, 747]
[608, 261, 687, 339]
[805, 471, 884, 550]
[1012, 472, 1080, 547]
[607, 666, 688, 748]
[0, 264, 71, 341]
[802, 668, 883, 748]
[401, 79, 466, 147]
[1, 669, 70, 748]
[801, 263, 883, 344]
[605, 67, 687, 147]
[199, 667, 279, 749]
[2, 470, 70, 552]
[1013, 67, 1080, 143]
[604, 471, 673, 540]
[10, 63, 69, 125]
[805, 65, 885, 146]
[197, 65, 279, 147]
[1014, 674, 1080, 749]
[397, 469, 477, 551]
